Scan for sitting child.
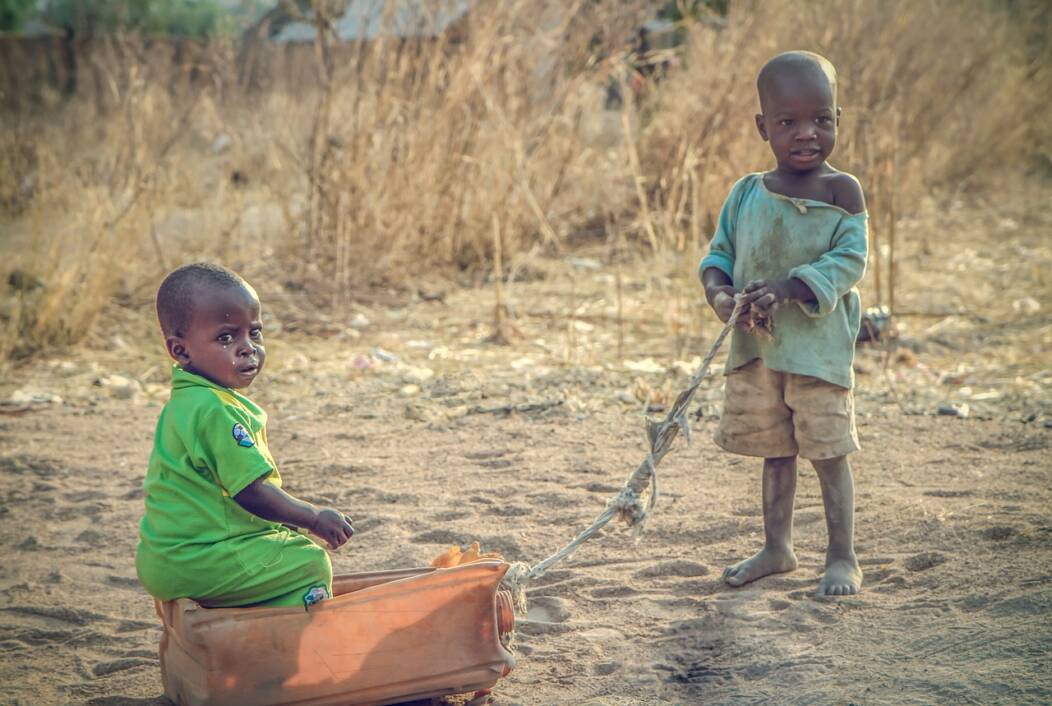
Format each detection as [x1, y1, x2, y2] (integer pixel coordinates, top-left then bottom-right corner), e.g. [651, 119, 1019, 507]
[136, 263, 354, 609]
[700, 51, 867, 596]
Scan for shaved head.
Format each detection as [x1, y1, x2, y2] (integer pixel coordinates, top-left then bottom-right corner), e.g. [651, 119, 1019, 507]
[757, 51, 837, 112]
[156, 263, 254, 338]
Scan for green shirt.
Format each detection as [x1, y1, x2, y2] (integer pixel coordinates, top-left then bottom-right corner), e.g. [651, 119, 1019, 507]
[699, 173, 869, 389]
[136, 366, 287, 593]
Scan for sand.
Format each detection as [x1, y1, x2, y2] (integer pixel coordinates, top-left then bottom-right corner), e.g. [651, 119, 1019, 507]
[2, 193, 1051, 705]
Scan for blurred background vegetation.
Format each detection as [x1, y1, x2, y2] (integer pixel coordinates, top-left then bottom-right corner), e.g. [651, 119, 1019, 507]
[0, 0, 1048, 362]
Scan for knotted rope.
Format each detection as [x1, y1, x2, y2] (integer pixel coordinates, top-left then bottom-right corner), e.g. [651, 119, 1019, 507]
[502, 297, 747, 612]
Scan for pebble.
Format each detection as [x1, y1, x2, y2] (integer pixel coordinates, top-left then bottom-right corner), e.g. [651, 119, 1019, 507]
[9, 389, 63, 406]
[95, 374, 142, 399]
[936, 402, 970, 418]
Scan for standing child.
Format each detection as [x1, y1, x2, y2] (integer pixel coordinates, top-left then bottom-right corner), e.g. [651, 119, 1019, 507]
[700, 51, 867, 596]
[136, 263, 355, 609]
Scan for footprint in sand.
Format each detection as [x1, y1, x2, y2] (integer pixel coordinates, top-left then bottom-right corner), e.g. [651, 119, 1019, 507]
[904, 551, 947, 571]
[519, 595, 573, 637]
[980, 525, 1018, 540]
[632, 561, 711, 584]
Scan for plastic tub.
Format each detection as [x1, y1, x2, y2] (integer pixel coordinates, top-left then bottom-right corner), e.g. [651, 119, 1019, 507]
[154, 560, 516, 706]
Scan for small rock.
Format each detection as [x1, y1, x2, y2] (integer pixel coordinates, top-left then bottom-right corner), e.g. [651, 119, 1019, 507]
[401, 365, 434, 383]
[211, 133, 232, 154]
[510, 357, 535, 371]
[593, 661, 621, 675]
[95, 374, 141, 399]
[400, 384, 420, 397]
[624, 358, 665, 374]
[336, 328, 361, 341]
[936, 402, 970, 418]
[57, 360, 80, 376]
[9, 389, 63, 406]
[567, 257, 602, 271]
[351, 354, 373, 370]
[1012, 297, 1041, 315]
[615, 390, 636, 404]
[371, 346, 399, 363]
[349, 313, 371, 329]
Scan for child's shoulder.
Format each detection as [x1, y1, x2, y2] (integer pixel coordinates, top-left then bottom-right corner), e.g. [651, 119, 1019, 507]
[167, 384, 249, 424]
[822, 169, 866, 215]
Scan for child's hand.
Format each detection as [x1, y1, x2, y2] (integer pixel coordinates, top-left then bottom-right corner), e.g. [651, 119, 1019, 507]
[711, 289, 754, 331]
[740, 279, 797, 313]
[311, 508, 355, 550]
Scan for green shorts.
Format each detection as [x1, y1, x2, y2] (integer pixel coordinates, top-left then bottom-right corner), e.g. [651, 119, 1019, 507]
[137, 528, 332, 609]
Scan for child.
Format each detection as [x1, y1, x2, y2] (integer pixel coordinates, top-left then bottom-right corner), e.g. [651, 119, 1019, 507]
[699, 51, 867, 596]
[136, 263, 355, 609]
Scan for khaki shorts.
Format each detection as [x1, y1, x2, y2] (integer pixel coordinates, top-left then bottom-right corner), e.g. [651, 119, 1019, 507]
[714, 359, 859, 461]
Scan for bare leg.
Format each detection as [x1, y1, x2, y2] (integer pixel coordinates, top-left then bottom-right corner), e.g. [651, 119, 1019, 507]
[723, 456, 799, 587]
[811, 455, 862, 596]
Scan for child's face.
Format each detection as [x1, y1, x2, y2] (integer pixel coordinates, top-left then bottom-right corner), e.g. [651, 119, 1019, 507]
[755, 71, 840, 174]
[167, 284, 266, 390]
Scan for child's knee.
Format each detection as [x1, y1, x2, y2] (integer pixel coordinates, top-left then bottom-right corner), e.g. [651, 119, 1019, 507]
[303, 542, 333, 584]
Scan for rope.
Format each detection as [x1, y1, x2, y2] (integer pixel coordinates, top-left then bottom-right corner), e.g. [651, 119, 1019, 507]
[503, 297, 747, 613]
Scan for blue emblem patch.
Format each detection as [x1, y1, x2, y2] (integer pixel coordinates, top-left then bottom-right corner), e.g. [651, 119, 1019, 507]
[231, 423, 254, 448]
[303, 585, 329, 611]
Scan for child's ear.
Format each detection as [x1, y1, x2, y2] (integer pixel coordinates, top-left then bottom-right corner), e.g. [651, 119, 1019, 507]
[755, 113, 769, 141]
[166, 335, 191, 365]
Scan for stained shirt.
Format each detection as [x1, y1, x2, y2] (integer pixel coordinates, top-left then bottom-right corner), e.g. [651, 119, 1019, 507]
[699, 173, 868, 389]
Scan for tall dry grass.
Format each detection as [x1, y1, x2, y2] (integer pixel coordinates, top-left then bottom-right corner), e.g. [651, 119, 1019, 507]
[0, 0, 1047, 363]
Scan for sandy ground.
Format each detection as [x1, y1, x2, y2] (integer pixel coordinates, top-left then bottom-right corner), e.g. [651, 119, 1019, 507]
[1, 190, 1051, 705]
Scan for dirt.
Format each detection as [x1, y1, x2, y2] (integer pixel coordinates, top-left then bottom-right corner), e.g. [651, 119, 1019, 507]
[1, 189, 1051, 705]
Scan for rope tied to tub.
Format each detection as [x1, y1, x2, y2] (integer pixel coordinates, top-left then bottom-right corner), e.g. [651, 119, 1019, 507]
[502, 297, 749, 613]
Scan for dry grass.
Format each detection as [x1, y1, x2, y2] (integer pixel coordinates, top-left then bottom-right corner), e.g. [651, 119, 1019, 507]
[0, 0, 1047, 363]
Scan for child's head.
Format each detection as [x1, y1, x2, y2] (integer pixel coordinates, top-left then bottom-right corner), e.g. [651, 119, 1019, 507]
[156, 263, 266, 390]
[754, 51, 839, 173]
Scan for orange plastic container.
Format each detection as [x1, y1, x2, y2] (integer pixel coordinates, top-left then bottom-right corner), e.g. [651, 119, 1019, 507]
[154, 560, 516, 706]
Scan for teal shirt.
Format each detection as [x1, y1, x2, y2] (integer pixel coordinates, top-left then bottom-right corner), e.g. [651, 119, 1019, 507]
[699, 173, 868, 389]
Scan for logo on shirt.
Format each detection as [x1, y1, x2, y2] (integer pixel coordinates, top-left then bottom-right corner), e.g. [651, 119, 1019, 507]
[231, 423, 255, 448]
[303, 585, 329, 611]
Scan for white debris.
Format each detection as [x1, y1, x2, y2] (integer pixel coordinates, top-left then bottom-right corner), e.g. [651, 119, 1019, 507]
[371, 347, 399, 363]
[95, 374, 142, 399]
[400, 365, 434, 383]
[9, 389, 63, 406]
[1012, 297, 1041, 315]
[211, 133, 232, 154]
[624, 358, 665, 374]
[567, 257, 602, 271]
[349, 313, 371, 329]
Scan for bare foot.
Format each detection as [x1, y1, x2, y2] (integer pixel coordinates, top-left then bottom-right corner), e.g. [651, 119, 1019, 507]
[722, 545, 798, 587]
[816, 555, 862, 596]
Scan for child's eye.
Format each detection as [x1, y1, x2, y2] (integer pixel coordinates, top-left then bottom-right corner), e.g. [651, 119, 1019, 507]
[817, 116, 832, 125]
[250, 328, 263, 340]
[779, 119, 793, 127]
[217, 334, 233, 344]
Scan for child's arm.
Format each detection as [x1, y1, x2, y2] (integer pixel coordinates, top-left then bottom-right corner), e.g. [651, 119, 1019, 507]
[700, 177, 751, 324]
[234, 478, 354, 550]
[702, 267, 739, 324]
